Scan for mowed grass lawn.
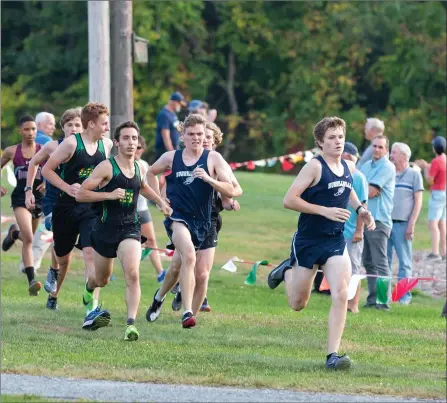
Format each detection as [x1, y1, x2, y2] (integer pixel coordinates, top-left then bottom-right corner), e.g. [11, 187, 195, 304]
[1, 172, 445, 399]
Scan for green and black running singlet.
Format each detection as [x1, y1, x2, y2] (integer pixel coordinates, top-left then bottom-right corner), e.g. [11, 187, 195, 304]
[99, 157, 141, 226]
[58, 133, 106, 205]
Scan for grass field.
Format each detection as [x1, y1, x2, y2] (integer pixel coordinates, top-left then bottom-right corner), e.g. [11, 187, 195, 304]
[1, 172, 445, 400]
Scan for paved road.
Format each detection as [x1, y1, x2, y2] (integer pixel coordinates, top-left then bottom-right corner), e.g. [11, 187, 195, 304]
[1, 374, 444, 402]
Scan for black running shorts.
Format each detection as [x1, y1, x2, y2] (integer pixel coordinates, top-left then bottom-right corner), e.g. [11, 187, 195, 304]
[91, 222, 142, 259]
[52, 203, 96, 257]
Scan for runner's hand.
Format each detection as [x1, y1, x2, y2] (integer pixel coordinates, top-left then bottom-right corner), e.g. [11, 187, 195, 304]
[66, 183, 81, 198]
[108, 188, 125, 200]
[160, 203, 173, 217]
[25, 192, 35, 210]
[192, 167, 212, 183]
[1, 186, 7, 198]
[359, 209, 376, 231]
[322, 207, 350, 222]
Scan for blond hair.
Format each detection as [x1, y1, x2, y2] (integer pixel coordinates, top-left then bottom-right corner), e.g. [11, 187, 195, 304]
[180, 113, 207, 134]
[205, 122, 223, 146]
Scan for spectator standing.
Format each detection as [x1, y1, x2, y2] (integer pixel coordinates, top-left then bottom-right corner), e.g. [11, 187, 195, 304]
[35, 112, 56, 145]
[416, 136, 446, 261]
[360, 135, 396, 311]
[357, 118, 385, 170]
[388, 143, 424, 305]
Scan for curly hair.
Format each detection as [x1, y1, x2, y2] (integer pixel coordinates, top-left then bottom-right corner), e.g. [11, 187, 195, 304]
[81, 102, 109, 129]
[313, 117, 346, 149]
[205, 122, 223, 146]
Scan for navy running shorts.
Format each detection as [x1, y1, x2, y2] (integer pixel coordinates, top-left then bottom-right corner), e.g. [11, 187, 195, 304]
[290, 231, 346, 269]
[164, 216, 212, 250]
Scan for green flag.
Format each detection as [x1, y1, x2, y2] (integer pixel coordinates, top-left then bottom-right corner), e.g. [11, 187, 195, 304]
[376, 277, 390, 305]
[140, 248, 153, 262]
[244, 260, 269, 285]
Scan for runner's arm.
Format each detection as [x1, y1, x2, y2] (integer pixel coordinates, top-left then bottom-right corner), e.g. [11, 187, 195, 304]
[26, 141, 57, 188]
[0, 146, 15, 169]
[146, 152, 174, 196]
[41, 137, 76, 193]
[76, 161, 117, 202]
[200, 152, 235, 198]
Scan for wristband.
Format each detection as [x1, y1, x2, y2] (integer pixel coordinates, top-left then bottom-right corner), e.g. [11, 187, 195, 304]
[356, 205, 364, 214]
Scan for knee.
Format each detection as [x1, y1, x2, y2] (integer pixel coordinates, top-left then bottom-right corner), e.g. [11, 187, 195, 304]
[22, 232, 33, 245]
[330, 287, 348, 304]
[182, 251, 196, 267]
[125, 269, 139, 286]
[290, 297, 309, 312]
[195, 268, 210, 286]
[96, 276, 110, 288]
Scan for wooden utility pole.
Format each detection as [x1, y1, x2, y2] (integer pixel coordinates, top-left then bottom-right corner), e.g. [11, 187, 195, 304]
[88, 1, 111, 137]
[110, 0, 133, 138]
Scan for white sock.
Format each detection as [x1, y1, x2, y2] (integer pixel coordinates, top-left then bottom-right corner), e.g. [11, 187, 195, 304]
[183, 309, 192, 316]
[155, 289, 164, 301]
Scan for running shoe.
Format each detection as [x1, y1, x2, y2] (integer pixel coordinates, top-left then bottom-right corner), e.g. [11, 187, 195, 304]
[2, 224, 19, 251]
[82, 307, 111, 331]
[46, 295, 58, 311]
[199, 297, 211, 312]
[44, 268, 58, 294]
[325, 353, 352, 370]
[146, 289, 165, 322]
[267, 258, 292, 289]
[124, 325, 139, 341]
[28, 279, 41, 296]
[182, 311, 196, 329]
[172, 290, 182, 311]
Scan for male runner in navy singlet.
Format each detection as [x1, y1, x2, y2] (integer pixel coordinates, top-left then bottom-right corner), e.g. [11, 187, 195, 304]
[145, 113, 237, 328]
[268, 117, 375, 370]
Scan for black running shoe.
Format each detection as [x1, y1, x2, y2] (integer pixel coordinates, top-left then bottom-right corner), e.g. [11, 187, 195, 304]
[46, 295, 58, 311]
[267, 258, 292, 289]
[182, 311, 196, 328]
[172, 291, 182, 311]
[325, 353, 352, 370]
[2, 224, 19, 252]
[171, 282, 180, 295]
[146, 289, 165, 322]
[44, 268, 58, 295]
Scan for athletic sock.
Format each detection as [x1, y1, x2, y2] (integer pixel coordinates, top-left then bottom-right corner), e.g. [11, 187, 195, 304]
[127, 318, 135, 326]
[183, 309, 193, 316]
[155, 288, 164, 301]
[24, 266, 35, 283]
[12, 230, 20, 240]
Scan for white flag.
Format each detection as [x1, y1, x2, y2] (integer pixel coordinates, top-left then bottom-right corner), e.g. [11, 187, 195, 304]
[348, 274, 366, 300]
[221, 259, 238, 272]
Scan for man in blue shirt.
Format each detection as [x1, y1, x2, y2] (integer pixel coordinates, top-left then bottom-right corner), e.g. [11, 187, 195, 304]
[154, 92, 186, 161]
[360, 135, 396, 311]
[35, 112, 56, 145]
[342, 142, 368, 314]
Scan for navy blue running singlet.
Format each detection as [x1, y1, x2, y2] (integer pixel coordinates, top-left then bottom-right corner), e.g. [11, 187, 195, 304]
[166, 149, 214, 221]
[297, 155, 353, 237]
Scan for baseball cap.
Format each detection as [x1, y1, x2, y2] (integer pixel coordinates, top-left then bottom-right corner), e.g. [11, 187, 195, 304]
[432, 136, 446, 153]
[170, 91, 186, 106]
[187, 100, 204, 113]
[343, 142, 359, 157]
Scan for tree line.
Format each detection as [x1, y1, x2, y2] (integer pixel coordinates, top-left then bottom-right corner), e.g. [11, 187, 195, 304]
[1, 1, 445, 163]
